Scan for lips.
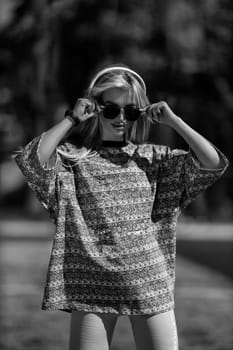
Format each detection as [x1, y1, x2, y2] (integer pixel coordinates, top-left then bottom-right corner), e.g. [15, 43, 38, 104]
[112, 123, 125, 127]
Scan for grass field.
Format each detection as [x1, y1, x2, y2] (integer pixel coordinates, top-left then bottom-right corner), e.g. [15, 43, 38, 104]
[0, 221, 232, 350]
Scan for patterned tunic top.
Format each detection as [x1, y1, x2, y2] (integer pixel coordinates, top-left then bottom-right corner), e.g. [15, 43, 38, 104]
[14, 133, 228, 315]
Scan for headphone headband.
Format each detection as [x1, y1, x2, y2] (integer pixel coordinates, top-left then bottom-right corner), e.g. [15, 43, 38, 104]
[88, 66, 146, 93]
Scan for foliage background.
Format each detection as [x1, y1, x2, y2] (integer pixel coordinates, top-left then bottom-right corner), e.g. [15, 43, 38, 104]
[0, 0, 232, 220]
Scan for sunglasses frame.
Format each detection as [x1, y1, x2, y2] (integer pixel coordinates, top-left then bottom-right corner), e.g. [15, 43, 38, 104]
[98, 103, 148, 121]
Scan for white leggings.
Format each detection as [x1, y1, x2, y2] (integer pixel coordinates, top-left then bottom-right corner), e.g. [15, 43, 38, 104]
[68, 309, 178, 350]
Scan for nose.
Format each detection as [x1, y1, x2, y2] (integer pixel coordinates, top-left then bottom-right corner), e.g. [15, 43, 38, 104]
[119, 108, 126, 122]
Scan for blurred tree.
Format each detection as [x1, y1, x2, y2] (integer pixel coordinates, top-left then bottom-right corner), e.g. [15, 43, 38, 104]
[0, 0, 232, 218]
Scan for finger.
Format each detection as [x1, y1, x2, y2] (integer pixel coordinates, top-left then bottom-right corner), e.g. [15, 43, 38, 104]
[157, 107, 162, 117]
[145, 107, 156, 123]
[77, 98, 90, 108]
[148, 114, 157, 124]
[83, 112, 95, 119]
[151, 107, 161, 123]
[74, 99, 85, 110]
[150, 102, 161, 108]
[76, 98, 85, 105]
[152, 114, 159, 123]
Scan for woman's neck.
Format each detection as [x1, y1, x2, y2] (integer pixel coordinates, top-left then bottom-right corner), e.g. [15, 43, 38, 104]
[100, 139, 129, 147]
[100, 133, 129, 146]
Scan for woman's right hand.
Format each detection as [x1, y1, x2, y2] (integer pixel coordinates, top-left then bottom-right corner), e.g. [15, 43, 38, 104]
[72, 98, 98, 123]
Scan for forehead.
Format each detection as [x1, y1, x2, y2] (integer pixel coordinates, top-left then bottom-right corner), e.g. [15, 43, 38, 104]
[101, 87, 136, 105]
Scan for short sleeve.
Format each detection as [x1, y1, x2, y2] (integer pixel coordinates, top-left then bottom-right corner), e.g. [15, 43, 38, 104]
[152, 144, 229, 220]
[178, 147, 229, 209]
[158, 145, 229, 211]
[13, 132, 64, 220]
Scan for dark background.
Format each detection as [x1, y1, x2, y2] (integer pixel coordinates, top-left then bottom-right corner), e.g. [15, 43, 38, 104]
[0, 0, 232, 220]
[0, 2, 233, 350]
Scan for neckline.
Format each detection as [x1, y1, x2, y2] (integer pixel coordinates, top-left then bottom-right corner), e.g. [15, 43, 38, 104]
[100, 140, 129, 147]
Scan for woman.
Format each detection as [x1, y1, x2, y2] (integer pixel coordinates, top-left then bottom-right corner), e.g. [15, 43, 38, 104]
[14, 65, 228, 350]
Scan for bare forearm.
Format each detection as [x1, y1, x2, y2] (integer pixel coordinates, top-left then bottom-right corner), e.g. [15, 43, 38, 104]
[170, 116, 223, 169]
[39, 118, 74, 165]
[38, 98, 97, 165]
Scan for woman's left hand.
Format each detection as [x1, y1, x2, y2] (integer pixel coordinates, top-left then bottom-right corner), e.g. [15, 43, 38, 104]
[146, 101, 178, 127]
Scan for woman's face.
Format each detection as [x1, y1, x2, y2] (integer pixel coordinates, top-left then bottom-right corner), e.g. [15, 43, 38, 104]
[98, 87, 136, 141]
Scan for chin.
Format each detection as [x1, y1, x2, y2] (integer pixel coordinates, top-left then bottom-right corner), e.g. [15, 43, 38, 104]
[114, 128, 125, 134]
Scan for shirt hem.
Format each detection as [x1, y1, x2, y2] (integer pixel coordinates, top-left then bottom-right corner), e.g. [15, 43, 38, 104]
[41, 302, 175, 316]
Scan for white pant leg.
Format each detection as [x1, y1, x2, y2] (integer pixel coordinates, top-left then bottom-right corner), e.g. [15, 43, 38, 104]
[68, 311, 118, 350]
[129, 309, 179, 350]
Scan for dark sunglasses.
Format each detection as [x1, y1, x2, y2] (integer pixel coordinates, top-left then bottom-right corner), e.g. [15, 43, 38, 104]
[98, 103, 147, 121]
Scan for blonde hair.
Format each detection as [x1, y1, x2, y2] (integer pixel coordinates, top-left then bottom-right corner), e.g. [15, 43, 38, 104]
[58, 66, 150, 164]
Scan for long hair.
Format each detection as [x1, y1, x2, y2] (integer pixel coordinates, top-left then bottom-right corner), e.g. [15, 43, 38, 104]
[58, 66, 150, 164]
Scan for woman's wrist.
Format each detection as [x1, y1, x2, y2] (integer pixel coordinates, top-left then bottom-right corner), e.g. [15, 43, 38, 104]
[166, 114, 182, 129]
[64, 113, 77, 127]
[64, 110, 80, 127]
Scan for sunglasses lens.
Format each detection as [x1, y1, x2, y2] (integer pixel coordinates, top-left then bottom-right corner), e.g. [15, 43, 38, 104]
[103, 106, 120, 119]
[102, 105, 141, 121]
[125, 107, 141, 121]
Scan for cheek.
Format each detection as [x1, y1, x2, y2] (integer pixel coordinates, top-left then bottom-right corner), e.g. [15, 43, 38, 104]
[99, 114, 112, 129]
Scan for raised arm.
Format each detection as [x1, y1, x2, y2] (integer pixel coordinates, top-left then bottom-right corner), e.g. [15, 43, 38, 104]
[147, 101, 225, 169]
[39, 98, 96, 165]
[39, 118, 73, 165]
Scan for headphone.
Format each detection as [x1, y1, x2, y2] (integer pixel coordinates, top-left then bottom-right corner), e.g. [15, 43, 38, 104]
[88, 66, 147, 93]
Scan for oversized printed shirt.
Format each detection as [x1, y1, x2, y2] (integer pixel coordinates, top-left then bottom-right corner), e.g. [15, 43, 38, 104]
[14, 133, 229, 315]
